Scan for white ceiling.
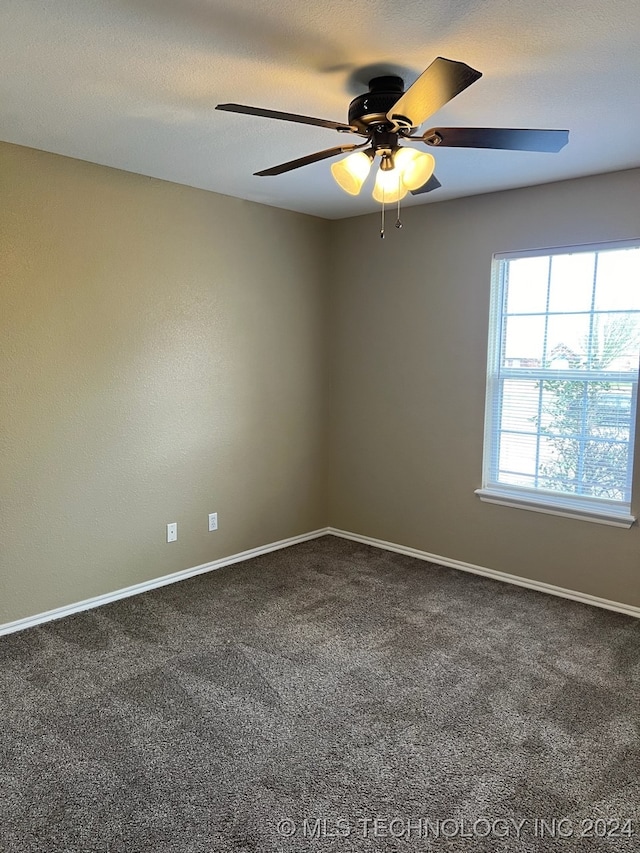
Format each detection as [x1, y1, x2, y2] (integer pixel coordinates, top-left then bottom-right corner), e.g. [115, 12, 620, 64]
[2, 0, 639, 219]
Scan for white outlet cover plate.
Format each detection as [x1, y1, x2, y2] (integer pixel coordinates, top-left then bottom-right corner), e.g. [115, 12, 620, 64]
[208, 513, 218, 532]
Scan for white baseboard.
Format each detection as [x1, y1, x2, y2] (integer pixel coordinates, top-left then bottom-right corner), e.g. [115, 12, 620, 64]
[0, 528, 330, 637]
[3, 524, 637, 636]
[328, 527, 640, 620]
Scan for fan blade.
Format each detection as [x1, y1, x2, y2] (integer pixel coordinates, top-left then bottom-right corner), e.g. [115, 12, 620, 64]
[423, 127, 569, 152]
[254, 145, 362, 176]
[410, 174, 442, 195]
[387, 57, 482, 128]
[216, 103, 353, 132]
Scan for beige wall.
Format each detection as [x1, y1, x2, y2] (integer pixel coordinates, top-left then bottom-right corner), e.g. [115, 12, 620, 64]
[1, 142, 328, 624]
[328, 169, 640, 607]
[3, 141, 640, 626]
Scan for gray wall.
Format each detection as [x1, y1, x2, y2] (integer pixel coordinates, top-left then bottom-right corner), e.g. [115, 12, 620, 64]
[328, 169, 640, 607]
[1, 142, 329, 625]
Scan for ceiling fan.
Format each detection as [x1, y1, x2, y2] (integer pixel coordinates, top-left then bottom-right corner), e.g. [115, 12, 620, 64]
[216, 57, 568, 207]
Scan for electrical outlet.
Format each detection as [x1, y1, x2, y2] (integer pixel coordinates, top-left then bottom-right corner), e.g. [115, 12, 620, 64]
[167, 522, 177, 543]
[208, 512, 218, 532]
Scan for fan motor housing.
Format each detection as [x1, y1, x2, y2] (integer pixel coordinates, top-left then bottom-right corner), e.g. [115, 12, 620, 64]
[348, 76, 407, 133]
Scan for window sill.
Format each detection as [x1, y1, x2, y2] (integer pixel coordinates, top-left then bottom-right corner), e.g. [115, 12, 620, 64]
[474, 488, 636, 528]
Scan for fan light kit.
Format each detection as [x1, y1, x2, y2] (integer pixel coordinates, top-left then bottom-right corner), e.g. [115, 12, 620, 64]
[217, 58, 569, 237]
[332, 147, 436, 202]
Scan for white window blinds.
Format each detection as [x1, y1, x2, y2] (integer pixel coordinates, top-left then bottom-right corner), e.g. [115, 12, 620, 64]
[478, 240, 640, 526]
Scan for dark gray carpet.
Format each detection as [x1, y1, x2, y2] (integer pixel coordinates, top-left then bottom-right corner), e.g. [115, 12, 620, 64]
[1, 535, 639, 852]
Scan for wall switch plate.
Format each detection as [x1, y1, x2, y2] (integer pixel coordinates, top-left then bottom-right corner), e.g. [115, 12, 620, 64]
[167, 522, 177, 543]
[208, 512, 218, 532]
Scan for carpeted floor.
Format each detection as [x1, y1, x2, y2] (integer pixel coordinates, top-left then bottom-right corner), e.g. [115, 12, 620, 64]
[1, 535, 639, 852]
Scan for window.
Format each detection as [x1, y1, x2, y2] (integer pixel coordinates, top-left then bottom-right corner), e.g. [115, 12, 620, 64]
[477, 240, 640, 527]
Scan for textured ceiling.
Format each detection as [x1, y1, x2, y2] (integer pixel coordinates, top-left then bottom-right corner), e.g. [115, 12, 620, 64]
[2, 0, 639, 219]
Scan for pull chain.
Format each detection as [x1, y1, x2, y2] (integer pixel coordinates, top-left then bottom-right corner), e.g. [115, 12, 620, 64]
[380, 178, 403, 238]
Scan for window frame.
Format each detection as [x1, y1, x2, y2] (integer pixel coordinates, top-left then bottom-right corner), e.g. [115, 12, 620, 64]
[476, 238, 640, 528]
